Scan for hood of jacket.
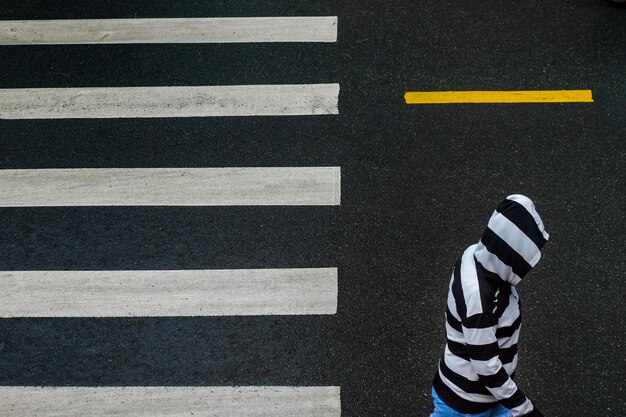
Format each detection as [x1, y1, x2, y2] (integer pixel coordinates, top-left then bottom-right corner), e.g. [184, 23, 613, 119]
[474, 194, 549, 286]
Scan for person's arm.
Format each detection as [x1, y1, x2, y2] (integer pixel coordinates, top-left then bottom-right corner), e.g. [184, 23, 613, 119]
[462, 312, 544, 417]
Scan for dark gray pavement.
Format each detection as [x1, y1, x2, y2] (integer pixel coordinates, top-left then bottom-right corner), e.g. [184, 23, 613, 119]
[1, 0, 625, 416]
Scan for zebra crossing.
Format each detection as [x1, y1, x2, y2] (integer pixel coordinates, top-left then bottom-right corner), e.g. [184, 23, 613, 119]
[0, 13, 341, 417]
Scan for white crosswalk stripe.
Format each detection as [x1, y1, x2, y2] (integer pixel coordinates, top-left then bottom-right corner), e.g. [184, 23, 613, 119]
[0, 167, 341, 206]
[0, 17, 338, 45]
[0, 84, 340, 119]
[0, 386, 342, 417]
[0, 268, 338, 317]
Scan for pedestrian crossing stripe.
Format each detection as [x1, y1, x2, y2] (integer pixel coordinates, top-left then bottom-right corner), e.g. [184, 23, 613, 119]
[0, 386, 342, 417]
[0, 268, 338, 317]
[0, 17, 338, 45]
[0, 84, 340, 119]
[0, 167, 341, 207]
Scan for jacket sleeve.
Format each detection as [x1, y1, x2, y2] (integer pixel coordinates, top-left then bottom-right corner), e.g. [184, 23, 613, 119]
[462, 312, 543, 417]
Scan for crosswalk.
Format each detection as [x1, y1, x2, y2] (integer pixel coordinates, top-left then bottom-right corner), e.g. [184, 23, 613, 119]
[0, 12, 341, 417]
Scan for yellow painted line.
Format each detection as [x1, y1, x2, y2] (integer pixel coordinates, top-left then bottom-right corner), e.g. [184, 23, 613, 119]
[404, 90, 593, 104]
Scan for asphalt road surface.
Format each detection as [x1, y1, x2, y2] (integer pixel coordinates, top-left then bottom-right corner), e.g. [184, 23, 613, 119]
[0, 0, 624, 416]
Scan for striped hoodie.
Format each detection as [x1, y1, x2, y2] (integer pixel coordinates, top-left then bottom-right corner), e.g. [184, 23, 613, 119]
[432, 194, 549, 417]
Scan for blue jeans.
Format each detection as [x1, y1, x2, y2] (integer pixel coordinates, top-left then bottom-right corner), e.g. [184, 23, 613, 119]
[430, 388, 511, 417]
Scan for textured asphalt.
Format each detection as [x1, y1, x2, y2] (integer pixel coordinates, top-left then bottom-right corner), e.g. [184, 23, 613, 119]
[0, 1, 625, 416]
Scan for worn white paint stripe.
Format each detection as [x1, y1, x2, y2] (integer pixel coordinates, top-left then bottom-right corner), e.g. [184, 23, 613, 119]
[0, 268, 338, 317]
[0, 17, 338, 45]
[0, 84, 340, 119]
[0, 386, 342, 417]
[0, 167, 341, 206]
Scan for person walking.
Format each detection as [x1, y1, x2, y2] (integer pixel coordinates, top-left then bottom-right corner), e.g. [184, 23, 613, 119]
[430, 194, 548, 417]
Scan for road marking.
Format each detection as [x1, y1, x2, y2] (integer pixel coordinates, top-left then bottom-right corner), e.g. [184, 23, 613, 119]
[0, 17, 338, 44]
[0, 84, 340, 119]
[0, 268, 337, 317]
[0, 386, 342, 417]
[0, 167, 341, 206]
[404, 90, 593, 104]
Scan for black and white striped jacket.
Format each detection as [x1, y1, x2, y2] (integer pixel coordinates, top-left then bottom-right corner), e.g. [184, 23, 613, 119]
[433, 195, 549, 417]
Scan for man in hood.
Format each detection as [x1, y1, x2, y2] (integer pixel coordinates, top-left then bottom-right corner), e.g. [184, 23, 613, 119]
[430, 194, 549, 417]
